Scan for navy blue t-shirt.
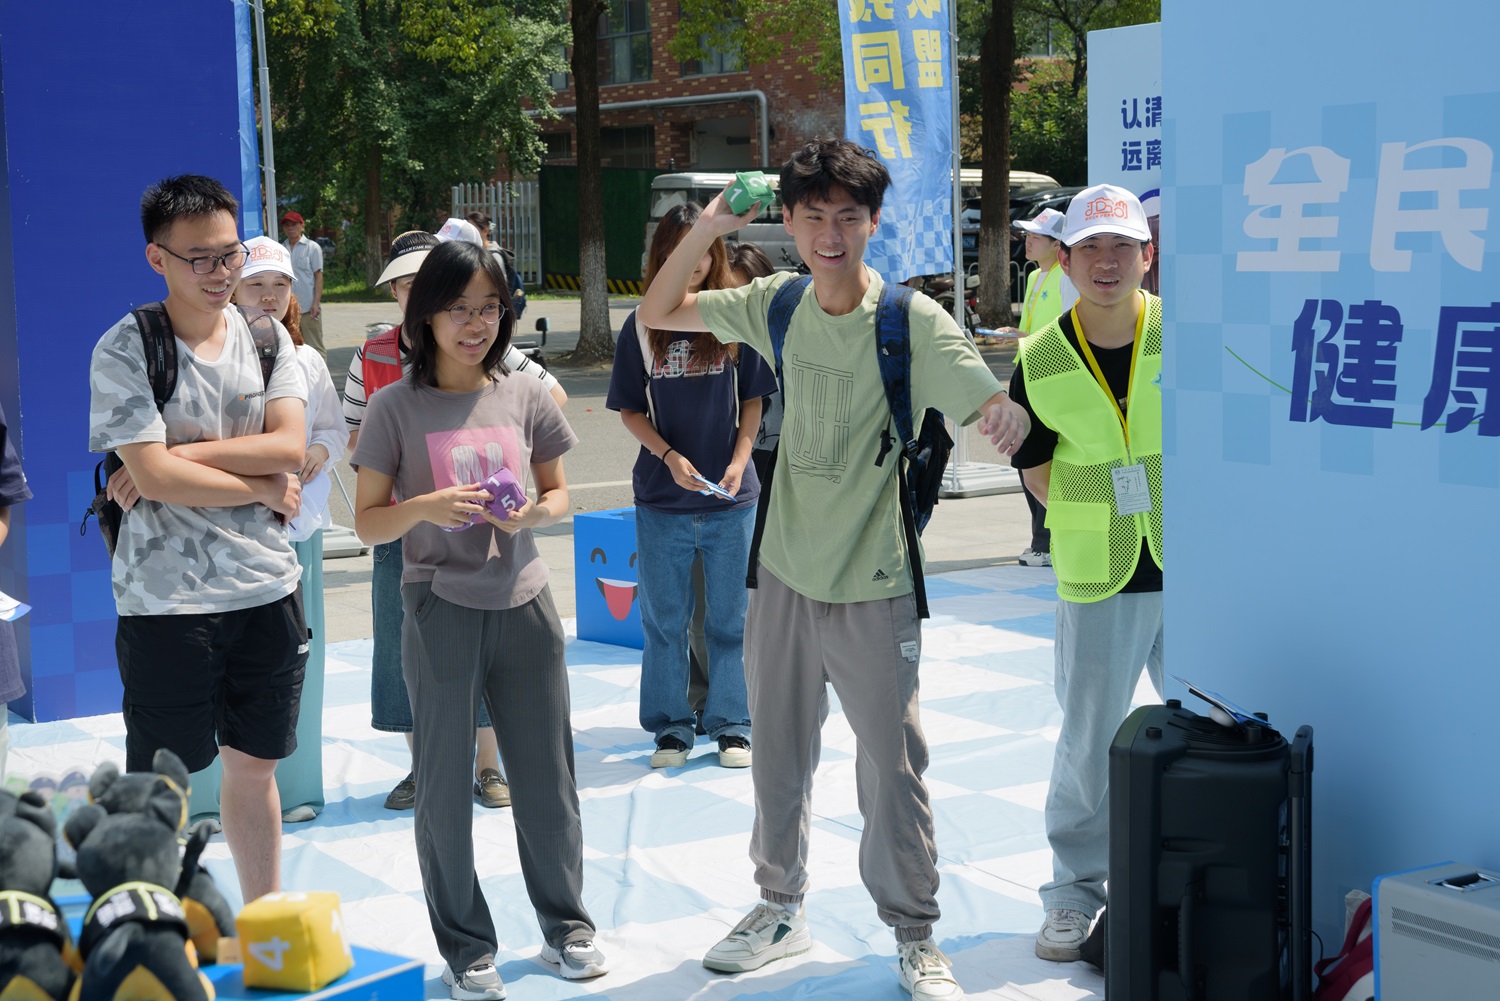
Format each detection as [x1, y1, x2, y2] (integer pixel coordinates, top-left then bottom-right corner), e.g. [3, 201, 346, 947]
[606, 311, 778, 514]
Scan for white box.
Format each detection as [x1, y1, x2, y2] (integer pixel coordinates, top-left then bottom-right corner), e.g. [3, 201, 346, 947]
[1374, 861, 1500, 999]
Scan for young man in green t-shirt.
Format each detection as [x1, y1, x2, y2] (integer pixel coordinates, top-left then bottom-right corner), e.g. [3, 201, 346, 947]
[638, 138, 1030, 1001]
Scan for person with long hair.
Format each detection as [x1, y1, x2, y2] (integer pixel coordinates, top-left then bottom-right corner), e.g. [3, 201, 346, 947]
[352, 240, 603, 999]
[606, 203, 777, 770]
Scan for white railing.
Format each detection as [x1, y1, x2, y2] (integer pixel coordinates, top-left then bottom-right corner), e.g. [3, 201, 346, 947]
[452, 181, 541, 285]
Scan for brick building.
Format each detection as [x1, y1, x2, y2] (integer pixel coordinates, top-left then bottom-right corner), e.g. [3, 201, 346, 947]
[539, 1, 844, 170]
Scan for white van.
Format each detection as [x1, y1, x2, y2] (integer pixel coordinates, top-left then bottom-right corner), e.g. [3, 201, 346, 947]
[645, 168, 1059, 276]
[645, 171, 799, 274]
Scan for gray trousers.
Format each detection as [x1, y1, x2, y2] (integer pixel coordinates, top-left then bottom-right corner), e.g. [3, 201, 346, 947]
[401, 582, 594, 973]
[745, 568, 940, 943]
[1041, 591, 1165, 916]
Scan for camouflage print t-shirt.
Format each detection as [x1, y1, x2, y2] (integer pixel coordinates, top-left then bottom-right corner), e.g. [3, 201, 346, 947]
[89, 306, 308, 616]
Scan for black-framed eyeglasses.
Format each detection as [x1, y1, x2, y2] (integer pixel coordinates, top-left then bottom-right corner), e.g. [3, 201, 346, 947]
[158, 243, 249, 275]
[444, 302, 506, 326]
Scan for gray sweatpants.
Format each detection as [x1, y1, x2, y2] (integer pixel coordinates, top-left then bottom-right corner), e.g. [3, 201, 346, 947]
[401, 582, 594, 974]
[745, 568, 940, 943]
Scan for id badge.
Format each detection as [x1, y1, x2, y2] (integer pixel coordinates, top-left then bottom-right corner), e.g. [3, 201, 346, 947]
[1111, 463, 1153, 516]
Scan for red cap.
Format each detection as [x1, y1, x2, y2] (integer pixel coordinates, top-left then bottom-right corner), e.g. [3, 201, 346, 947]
[280, 210, 304, 225]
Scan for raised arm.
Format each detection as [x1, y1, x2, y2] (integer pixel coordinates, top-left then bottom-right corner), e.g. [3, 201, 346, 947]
[637, 188, 762, 332]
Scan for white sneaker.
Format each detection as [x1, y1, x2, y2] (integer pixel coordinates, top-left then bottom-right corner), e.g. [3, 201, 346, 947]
[703, 901, 811, 972]
[897, 940, 965, 1000]
[1034, 908, 1092, 962]
[442, 962, 506, 1000]
[538, 939, 608, 980]
[1019, 548, 1052, 567]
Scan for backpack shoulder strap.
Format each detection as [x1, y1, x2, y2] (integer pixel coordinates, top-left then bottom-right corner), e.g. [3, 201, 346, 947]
[872, 281, 916, 467]
[766, 275, 812, 385]
[631, 310, 658, 428]
[747, 274, 812, 590]
[243, 310, 280, 388]
[131, 302, 177, 411]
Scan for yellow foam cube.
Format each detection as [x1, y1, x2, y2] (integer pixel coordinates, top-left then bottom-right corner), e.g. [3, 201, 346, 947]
[235, 891, 354, 992]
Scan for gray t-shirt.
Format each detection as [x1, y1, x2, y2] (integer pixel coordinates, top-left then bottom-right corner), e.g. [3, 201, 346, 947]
[353, 374, 577, 610]
[89, 306, 308, 616]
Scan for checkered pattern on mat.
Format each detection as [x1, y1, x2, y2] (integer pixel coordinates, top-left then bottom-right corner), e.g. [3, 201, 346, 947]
[8, 565, 1107, 1000]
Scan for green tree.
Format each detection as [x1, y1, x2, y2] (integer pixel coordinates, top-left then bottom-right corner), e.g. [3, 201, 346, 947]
[1017, 0, 1159, 93]
[569, 0, 615, 364]
[1008, 62, 1088, 184]
[671, 0, 841, 81]
[264, 0, 566, 284]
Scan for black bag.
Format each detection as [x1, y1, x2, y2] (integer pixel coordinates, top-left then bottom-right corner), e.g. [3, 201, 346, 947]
[81, 305, 279, 557]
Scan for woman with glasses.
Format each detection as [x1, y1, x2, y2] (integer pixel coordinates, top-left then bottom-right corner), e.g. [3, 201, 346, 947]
[351, 240, 604, 1000]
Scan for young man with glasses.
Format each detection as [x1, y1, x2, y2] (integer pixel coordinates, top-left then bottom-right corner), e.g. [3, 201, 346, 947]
[88, 174, 309, 904]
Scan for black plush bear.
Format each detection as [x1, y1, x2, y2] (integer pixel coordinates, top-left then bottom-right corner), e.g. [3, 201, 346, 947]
[63, 750, 214, 1001]
[0, 789, 76, 1001]
[82, 755, 235, 963]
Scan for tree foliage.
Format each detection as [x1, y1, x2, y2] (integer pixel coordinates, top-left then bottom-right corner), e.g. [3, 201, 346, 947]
[672, 0, 843, 83]
[263, 0, 567, 281]
[1008, 62, 1088, 184]
[1016, 0, 1159, 92]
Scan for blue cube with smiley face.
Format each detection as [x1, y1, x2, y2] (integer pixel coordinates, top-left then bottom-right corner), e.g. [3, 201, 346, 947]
[574, 507, 643, 648]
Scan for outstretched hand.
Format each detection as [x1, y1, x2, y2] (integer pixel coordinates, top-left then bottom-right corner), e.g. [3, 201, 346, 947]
[700, 182, 763, 236]
[979, 395, 1031, 457]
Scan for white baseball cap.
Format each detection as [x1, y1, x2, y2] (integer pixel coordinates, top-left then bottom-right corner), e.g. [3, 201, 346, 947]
[241, 236, 297, 280]
[375, 231, 440, 286]
[1062, 184, 1151, 247]
[1012, 207, 1066, 240]
[436, 217, 484, 246]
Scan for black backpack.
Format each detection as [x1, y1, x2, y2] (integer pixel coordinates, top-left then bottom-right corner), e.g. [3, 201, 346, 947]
[82, 304, 279, 557]
[746, 275, 953, 618]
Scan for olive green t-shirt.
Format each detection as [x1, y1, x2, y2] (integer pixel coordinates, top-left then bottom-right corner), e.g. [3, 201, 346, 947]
[698, 267, 1003, 603]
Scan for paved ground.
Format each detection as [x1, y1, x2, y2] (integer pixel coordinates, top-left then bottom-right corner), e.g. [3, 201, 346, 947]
[317, 299, 1036, 642]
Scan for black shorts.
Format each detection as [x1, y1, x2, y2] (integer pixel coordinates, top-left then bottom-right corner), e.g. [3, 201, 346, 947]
[116, 589, 309, 773]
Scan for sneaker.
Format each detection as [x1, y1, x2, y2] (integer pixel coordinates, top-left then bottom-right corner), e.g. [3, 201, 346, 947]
[1035, 908, 1092, 962]
[1019, 548, 1052, 567]
[717, 735, 752, 768]
[650, 735, 691, 769]
[473, 769, 511, 809]
[538, 939, 608, 980]
[384, 772, 416, 810]
[703, 901, 811, 973]
[897, 940, 965, 1000]
[442, 962, 506, 1000]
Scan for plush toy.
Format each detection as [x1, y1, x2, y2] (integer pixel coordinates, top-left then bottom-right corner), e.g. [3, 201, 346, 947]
[63, 750, 214, 1001]
[82, 755, 235, 962]
[0, 789, 76, 1001]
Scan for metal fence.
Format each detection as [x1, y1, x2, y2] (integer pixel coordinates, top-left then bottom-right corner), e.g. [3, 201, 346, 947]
[452, 181, 541, 285]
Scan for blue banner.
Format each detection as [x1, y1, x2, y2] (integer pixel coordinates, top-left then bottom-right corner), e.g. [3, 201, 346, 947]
[840, 0, 954, 282]
[235, 0, 265, 237]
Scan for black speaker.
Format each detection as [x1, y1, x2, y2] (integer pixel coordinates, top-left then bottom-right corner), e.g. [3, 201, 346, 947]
[1106, 699, 1313, 1001]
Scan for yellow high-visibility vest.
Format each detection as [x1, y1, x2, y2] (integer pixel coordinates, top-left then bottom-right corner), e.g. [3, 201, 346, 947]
[1019, 292, 1164, 602]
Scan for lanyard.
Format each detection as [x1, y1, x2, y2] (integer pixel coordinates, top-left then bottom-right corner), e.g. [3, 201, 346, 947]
[1021, 262, 1059, 332]
[1070, 290, 1146, 447]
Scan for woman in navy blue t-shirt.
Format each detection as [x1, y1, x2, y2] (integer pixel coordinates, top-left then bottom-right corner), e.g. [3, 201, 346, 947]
[606, 203, 778, 770]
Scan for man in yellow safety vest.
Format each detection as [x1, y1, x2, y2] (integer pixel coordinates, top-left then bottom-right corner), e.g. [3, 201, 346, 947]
[1006, 184, 1165, 964]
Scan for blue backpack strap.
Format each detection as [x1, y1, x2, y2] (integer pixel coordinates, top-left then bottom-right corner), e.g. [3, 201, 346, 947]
[747, 274, 812, 590]
[766, 274, 811, 386]
[873, 281, 916, 467]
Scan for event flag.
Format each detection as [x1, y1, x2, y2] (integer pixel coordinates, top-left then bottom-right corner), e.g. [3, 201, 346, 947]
[840, 0, 955, 282]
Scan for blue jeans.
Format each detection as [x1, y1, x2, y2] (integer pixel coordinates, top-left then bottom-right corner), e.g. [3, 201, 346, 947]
[634, 504, 754, 747]
[371, 538, 492, 732]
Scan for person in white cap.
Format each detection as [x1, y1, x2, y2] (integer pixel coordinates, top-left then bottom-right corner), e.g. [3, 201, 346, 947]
[1001, 206, 1078, 569]
[232, 235, 346, 824]
[1006, 183, 1164, 964]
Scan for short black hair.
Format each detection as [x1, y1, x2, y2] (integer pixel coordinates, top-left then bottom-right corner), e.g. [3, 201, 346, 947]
[404, 240, 514, 387]
[779, 139, 890, 215]
[466, 211, 491, 232]
[728, 241, 775, 280]
[140, 175, 238, 244]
